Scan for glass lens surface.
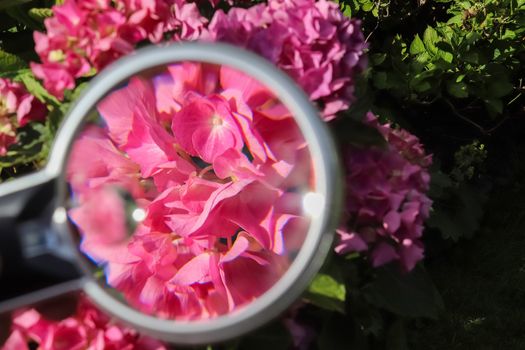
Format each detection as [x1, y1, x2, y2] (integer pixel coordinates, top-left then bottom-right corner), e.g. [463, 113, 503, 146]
[65, 61, 320, 321]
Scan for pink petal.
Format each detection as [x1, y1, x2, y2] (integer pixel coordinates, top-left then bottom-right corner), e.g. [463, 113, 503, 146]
[383, 211, 401, 233]
[171, 253, 211, 285]
[371, 242, 399, 267]
[97, 77, 157, 147]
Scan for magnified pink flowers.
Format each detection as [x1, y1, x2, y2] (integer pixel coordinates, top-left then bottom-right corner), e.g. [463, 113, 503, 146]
[335, 113, 432, 272]
[66, 63, 312, 319]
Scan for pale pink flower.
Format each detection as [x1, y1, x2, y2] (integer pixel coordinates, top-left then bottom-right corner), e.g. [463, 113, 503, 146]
[0, 78, 47, 126]
[0, 78, 47, 155]
[32, 0, 208, 99]
[2, 296, 167, 350]
[0, 117, 16, 156]
[335, 112, 432, 271]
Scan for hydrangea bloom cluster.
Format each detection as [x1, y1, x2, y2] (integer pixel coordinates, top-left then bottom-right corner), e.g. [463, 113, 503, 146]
[32, 0, 367, 122]
[207, 0, 367, 120]
[67, 63, 312, 319]
[1, 295, 166, 350]
[31, 0, 207, 99]
[0, 78, 46, 156]
[335, 112, 432, 271]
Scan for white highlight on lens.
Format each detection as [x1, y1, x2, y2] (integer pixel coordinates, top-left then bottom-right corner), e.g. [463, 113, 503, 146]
[132, 208, 147, 222]
[302, 192, 325, 218]
[52, 207, 68, 224]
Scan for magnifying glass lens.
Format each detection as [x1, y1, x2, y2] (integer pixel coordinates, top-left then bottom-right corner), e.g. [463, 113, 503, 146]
[65, 61, 320, 321]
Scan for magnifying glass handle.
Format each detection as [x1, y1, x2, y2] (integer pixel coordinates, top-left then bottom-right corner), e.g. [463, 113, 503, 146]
[0, 173, 82, 313]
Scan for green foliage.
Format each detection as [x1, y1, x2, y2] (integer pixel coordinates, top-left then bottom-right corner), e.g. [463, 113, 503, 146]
[427, 176, 488, 241]
[340, 0, 524, 143]
[15, 69, 60, 106]
[0, 48, 26, 71]
[229, 322, 293, 350]
[362, 265, 445, 319]
[0, 1, 59, 179]
[338, 0, 391, 18]
[0, 0, 34, 11]
[305, 273, 347, 313]
[450, 140, 488, 182]
[28, 7, 53, 22]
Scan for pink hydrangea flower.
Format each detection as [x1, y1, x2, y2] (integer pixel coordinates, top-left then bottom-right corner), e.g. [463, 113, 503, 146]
[67, 63, 311, 319]
[207, 0, 367, 120]
[1, 295, 167, 350]
[0, 117, 16, 156]
[335, 112, 432, 271]
[0, 78, 47, 156]
[31, 0, 208, 99]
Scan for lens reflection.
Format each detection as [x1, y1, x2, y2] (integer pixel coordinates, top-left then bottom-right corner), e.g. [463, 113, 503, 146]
[66, 62, 315, 321]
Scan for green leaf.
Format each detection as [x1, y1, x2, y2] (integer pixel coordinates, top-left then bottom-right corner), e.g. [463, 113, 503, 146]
[435, 44, 454, 63]
[464, 32, 481, 45]
[423, 26, 439, 54]
[0, 123, 48, 170]
[363, 265, 444, 319]
[487, 79, 514, 98]
[484, 98, 503, 115]
[304, 273, 346, 313]
[428, 167, 453, 199]
[409, 34, 426, 55]
[308, 273, 346, 301]
[68, 81, 89, 101]
[0, 49, 26, 71]
[412, 79, 432, 93]
[410, 71, 437, 93]
[373, 71, 388, 89]
[45, 102, 69, 135]
[447, 14, 463, 25]
[28, 8, 53, 22]
[318, 313, 367, 350]
[427, 183, 487, 241]
[0, 0, 32, 10]
[414, 52, 431, 65]
[462, 50, 480, 64]
[15, 71, 60, 106]
[371, 53, 387, 65]
[333, 116, 388, 149]
[447, 81, 469, 98]
[342, 4, 352, 17]
[362, 1, 374, 11]
[386, 320, 408, 350]
[237, 322, 292, 350]
[5, 5, 43, 30]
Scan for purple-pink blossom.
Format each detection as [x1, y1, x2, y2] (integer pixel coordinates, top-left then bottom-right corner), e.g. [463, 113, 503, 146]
[335, 112, 432, 271]
[207, 0, 367, 120]
[1, 295, 167, 350]
[0, 78, 47, 156]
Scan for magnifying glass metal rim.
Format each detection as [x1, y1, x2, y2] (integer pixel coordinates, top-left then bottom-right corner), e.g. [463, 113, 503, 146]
[2, 42, 342, 344]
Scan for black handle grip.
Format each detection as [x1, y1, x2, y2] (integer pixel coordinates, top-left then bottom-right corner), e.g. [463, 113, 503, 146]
[0, 175, 82, 311]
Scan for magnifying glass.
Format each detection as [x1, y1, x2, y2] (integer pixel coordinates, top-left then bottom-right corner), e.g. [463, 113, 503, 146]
[0, 42, 341, 345]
